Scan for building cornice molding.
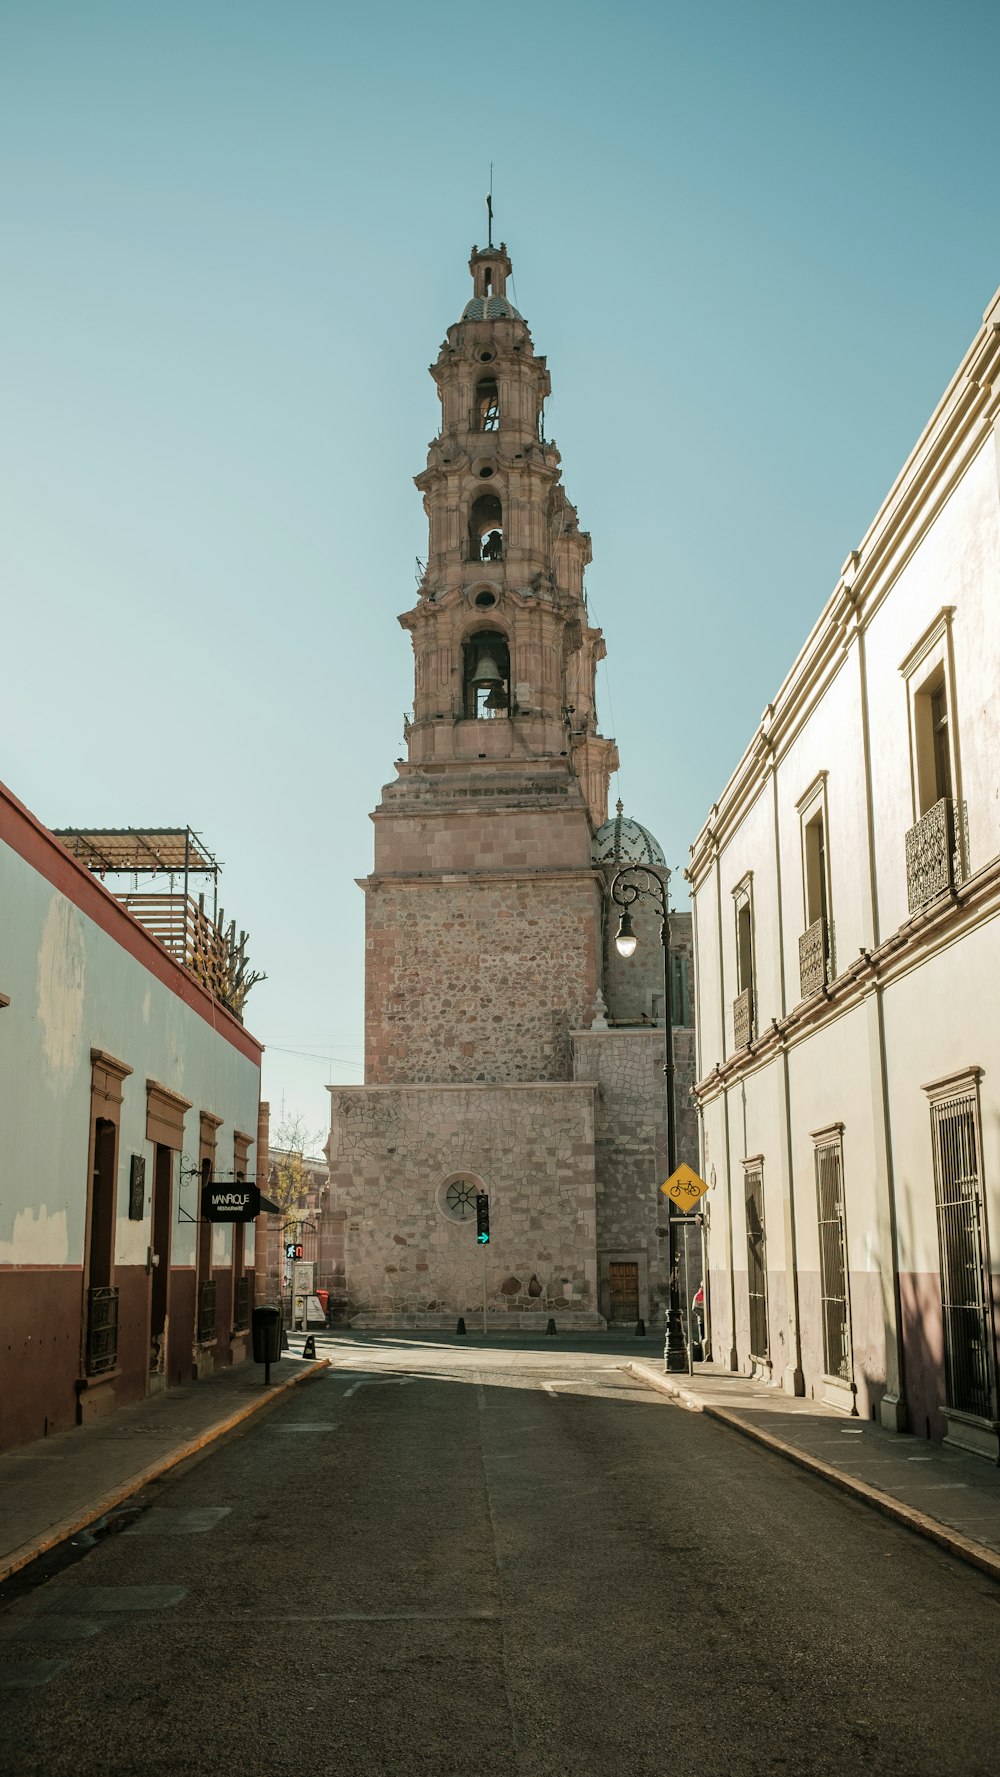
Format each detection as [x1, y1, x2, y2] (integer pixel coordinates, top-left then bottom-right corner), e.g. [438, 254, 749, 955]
[693, 849, 1000, 1105]
[362, 866, 599, 892]
[327, 1081, 599, 1097]
[689, 288, 1000, 883]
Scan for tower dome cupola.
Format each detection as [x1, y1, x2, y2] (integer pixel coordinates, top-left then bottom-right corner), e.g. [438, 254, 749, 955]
[463, 241, 521, 321]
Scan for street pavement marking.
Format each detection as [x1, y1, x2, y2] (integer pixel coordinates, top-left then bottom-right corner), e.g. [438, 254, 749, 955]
[0, 1660, 70, 1688]
[126, 1507, 231, 1536]
[271, 1423, 338, 1433]
[35, 1585, 187, 1613]
[342, 1376, 416, 1400]
[897, 1482, 970, 1490]
[0, 1618, 103, 1642]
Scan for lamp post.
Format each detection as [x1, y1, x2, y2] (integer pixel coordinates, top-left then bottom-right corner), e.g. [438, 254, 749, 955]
[610, 863, 689, 1373]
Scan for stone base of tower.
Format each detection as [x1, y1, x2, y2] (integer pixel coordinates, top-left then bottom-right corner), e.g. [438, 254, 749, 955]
[328, 1082, 600, 1324]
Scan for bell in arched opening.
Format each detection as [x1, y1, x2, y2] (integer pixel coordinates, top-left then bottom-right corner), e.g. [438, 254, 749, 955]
[464, 630, 510, 719]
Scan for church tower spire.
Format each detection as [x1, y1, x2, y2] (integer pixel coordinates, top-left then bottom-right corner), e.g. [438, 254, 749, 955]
[396, 241, 618, 826]
[365, 242, 618, 1088]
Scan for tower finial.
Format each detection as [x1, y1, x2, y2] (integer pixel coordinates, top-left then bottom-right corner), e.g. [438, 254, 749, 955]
[486, 164, 493, 249]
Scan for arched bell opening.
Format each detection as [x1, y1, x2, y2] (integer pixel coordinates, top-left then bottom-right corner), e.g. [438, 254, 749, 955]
[475, 377, 499, 431]
[469, 492, 503, 563]
[463, 629, 510, 719]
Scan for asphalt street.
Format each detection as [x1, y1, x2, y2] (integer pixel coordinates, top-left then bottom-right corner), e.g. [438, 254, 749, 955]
[2, 1333, 999, 1777]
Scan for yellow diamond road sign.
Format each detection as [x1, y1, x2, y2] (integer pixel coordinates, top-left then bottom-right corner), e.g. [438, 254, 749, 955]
[660, 1164, 709, 1210]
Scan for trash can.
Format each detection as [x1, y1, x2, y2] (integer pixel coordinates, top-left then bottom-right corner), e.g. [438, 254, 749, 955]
[251, 1304, 282, 1366]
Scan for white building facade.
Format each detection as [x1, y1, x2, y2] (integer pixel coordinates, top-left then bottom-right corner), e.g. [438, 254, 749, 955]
[690, 286, 1000, 1456]
[0, 783, 263, 1453]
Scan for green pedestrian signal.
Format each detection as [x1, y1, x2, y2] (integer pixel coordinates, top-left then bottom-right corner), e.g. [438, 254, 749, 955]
[476, 1193, 490, 1244]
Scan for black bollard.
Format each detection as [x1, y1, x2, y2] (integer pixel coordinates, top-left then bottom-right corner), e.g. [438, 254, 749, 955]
[456, 1317, 467, 1336]
[635, 1318, 646, 1337]
[545, 1317, 557, 1337]
[303, 1334, 317, 1360]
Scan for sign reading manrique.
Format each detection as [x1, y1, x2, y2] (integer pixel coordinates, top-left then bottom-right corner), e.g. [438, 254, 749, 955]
[200, 1181, 260, 1223]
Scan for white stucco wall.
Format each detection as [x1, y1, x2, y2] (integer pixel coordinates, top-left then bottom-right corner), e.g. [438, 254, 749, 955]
[0, 837, 261, 1269]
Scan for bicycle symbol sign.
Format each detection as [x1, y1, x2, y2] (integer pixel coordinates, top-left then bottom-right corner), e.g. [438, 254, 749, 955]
[660, 1163, 709, 1210]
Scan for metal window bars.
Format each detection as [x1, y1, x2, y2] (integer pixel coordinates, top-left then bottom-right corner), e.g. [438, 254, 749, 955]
[904, 796, 969, 913]
[85, 1286, 119, 1375]
[233, 1275, 250, 1333]
[745, 1166, 769, 1360]
[815, 1141, 852, 1382]
[931, 1092, 995, 1421]
[733, 986, 753, 1049]
[197, 1279, 217, 1344]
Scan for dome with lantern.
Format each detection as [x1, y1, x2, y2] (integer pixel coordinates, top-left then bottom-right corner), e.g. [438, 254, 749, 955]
[591, 801, 666, 868]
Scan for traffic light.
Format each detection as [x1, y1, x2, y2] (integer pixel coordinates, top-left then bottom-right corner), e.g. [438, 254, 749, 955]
[476, 1193, 490, 1244]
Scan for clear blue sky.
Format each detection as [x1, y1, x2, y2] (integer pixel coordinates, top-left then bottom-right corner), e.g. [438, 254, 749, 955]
[3, 1, 998, 1137]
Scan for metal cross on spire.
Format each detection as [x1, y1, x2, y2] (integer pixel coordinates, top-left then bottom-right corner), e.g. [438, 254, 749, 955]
[486, 164, 493, 248]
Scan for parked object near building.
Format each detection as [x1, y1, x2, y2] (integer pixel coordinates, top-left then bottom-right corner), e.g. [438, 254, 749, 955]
[689, 284, 1000, 1455]
[328, 237, 696, 1330]
[0, 786, 263, 1453]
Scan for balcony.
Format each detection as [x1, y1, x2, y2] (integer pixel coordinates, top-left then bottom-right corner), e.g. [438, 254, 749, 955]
[905, 797, 968, 913]
[197, 1279, 217, 1343]
[798, 916, 829, 999]
[85, 1286, 119, 1375]
[733, 986, 754, 1049]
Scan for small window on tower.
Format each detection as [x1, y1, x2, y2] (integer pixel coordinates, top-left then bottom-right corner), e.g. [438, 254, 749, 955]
[469, 492, 503, 561]
[476, 378, 500, 431]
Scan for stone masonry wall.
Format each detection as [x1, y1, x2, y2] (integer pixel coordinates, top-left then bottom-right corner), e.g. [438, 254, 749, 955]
[327, 1083, 601, 1325]
[572, 1026, 700, 1326]
[364, 875, 600, 1085]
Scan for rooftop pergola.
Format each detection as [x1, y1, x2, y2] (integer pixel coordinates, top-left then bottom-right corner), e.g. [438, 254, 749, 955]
[51, 825, 261, 1017]
[53, 827, 224, 925]
[53, 826, 220, 880]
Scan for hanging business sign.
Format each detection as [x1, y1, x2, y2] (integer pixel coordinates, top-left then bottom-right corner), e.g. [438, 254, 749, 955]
[201, 1181, 261, 1223]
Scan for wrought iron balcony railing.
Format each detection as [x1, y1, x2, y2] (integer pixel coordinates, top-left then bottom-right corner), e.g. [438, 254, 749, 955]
[905, 797, 968, 913]
[197, 1279, 217, 1343]
[233, 1275, 249, 1333]
[733, 986, 754, 1049]
[799, 916, 829, 999]
[86, 1286, 119, 1375]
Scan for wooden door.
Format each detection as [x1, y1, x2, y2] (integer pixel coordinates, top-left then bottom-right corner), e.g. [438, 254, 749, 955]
[608, 1262, 640, 1323]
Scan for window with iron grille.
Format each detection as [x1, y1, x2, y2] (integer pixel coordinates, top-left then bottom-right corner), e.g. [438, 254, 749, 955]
[233, 1275, 250, 1333]
[197, 1279, 217, 1343]
[744, 1163, 769, 1359]
[815, 1135, 852, 1382]
[86, 1286, 119, 1375]
[930, 1086, 995, 1421]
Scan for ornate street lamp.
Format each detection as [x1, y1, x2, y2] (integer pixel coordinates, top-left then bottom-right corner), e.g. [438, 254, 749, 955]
[611, 863, 690, 1373]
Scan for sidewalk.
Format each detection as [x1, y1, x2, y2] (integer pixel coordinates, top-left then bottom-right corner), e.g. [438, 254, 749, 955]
[0, 1350, 329, 1585]
[629, 1358, 1000, 1581]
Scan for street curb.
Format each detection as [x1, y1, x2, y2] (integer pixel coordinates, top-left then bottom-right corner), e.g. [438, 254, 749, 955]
[0, 1358, 331, 1587]
[626, 1362, 1000, 1586]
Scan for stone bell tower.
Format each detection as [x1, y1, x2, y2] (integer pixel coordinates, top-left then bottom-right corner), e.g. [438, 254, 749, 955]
[328, 240, 629, 1330]
[365, 239, 618, 1088]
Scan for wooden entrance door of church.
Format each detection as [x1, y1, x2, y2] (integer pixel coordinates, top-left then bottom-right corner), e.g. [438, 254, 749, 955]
[608, 1262, 640, 1324]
